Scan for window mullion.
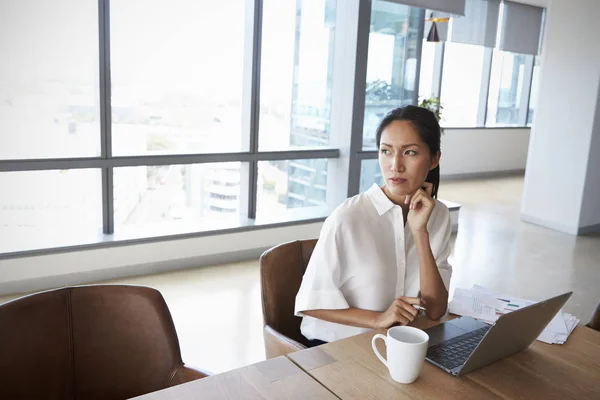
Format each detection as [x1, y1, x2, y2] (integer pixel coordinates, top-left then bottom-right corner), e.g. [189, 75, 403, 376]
[99, 0, 114, 234]
[477, 46, 494, 127]
[240, 0, 263, 219]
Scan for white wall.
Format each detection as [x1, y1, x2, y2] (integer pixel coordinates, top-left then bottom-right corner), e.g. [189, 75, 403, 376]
[0, 223, 324, 295]
[521, 0, 600, 234]
[441, 128, 530, 177]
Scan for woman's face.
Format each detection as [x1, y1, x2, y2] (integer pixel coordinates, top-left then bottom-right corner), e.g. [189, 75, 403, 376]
[378, 120, 440, 199]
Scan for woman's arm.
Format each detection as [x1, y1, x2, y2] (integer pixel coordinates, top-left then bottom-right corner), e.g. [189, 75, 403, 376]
[302, 296, 423, 329]
[406, 184, 450, 320]
[303, 308, 381, 329]
[414, 231, 448, 320]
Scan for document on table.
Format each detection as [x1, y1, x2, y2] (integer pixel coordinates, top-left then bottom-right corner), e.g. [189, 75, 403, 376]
[448, 285, 579, 344]
[448, 288, 503, 324]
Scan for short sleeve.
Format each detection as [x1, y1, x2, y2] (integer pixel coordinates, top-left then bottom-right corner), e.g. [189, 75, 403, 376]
[294, 216, 350, 316]
[431, 203, 453, 290]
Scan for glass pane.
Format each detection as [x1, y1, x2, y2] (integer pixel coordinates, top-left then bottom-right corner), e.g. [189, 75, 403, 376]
[528, 56, 540, 126]
[256, 159, 328, 217]
[259, 0, 336, 151]
[114, 163, 242, 229]
[360, 159, 383, 193]
[486, 50, 527, 126]
[440, 42, 486, 127]
[0, 0, 100, 160]
[0, 169, 102, 253]
[418, 40, 437, 100]
[363, 0, 421, 150]
[110, 0, 247, 156]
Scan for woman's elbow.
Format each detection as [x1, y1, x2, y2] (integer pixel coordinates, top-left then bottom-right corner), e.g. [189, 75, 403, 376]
[425, 303, 448, 320]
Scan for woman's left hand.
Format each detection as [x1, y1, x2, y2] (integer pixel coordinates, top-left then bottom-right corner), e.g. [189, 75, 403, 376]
[405, 182, 436, 234]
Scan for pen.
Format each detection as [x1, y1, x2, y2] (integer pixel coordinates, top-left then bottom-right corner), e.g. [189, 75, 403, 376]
[413, 305, 427, 312]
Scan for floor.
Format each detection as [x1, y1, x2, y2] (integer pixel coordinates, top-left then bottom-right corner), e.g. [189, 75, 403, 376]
[1, 175, 599, 374]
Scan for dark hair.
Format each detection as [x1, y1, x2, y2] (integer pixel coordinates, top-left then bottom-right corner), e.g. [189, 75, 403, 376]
[375, 105, 441, 198]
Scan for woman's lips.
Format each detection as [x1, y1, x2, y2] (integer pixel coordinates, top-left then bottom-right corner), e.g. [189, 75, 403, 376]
[389, 177, 407, 184]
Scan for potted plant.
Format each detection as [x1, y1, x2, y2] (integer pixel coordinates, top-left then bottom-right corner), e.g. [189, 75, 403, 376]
[418, 97, 443, 122]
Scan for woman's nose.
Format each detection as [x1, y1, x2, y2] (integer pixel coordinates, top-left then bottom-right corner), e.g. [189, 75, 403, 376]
[391, 157, 405, 172]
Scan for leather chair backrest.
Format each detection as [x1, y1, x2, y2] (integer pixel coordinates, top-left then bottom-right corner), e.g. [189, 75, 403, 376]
[0, 285, 186, 400]
[0, 288, 71, 400]
[588, 302, 600, 331]
[260, 239, 317, 346]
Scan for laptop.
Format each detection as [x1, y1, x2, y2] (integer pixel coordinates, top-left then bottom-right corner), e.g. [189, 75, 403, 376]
[424, 291, 573, 376]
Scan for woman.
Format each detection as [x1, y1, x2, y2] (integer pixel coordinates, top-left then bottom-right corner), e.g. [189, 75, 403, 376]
[294, 105, 452, 346]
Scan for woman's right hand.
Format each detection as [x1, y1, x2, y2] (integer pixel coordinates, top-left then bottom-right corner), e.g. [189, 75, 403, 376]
[374, 297, 423, 329]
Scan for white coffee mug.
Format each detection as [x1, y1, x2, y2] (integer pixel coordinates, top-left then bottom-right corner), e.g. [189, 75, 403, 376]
[371, 326, 429, 384]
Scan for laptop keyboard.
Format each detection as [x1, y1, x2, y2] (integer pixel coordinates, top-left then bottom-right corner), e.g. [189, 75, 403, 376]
[427, 326, 491, 370]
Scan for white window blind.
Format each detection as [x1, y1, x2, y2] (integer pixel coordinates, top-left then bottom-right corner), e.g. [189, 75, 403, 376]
[388, 0, 466, 16]
[499, 1, 544, 55]
[450, 0, 500, 47]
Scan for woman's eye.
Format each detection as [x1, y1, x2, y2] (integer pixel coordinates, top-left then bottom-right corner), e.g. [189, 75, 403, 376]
[405, 150, 417, 156]
[380, 149, 390, 155]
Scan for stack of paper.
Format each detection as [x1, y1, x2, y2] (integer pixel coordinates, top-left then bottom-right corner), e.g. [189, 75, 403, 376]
[448, 285, 579, 344]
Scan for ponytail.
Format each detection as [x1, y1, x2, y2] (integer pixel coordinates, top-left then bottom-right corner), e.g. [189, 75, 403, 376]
[426, 165, 440, 199]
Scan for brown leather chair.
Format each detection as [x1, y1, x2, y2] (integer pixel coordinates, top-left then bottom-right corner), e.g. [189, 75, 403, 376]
[0, 285, 209, 400]
[587, 301, 600, 331]
[260, 239, 317, 358]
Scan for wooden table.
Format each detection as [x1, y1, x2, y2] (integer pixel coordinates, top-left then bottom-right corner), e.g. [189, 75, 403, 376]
[287, 316, 600, 400]
[129, 356, 337, 400]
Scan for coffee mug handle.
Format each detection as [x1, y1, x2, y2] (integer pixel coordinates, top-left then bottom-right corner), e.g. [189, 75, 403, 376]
[371, 334, 388, 367]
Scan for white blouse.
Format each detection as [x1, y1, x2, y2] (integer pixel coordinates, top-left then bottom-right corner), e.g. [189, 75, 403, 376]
[294, 183, 453, 343]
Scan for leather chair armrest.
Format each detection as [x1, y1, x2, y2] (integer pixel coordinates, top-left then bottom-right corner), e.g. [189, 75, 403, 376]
[263, 324, 307, 359]
[169, 364, 212, 387]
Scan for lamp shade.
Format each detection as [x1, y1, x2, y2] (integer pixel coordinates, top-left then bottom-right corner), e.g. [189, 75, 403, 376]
[427, 22, 440, 42]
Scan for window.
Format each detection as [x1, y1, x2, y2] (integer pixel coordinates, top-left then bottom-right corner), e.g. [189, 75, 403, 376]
[256, 159, 328, 218]
[0, 0, 100, 160]
[0, 170, 102, 253]
[528, 56, 541, 126]
[359, 159, 383, 193]
[418, 40, 437, 100]
[113, 163, 242, 229]
[363, 0, 421, 149]
[1, 0, 344, 256]
[440, 42, 486, 127]
[486, 50, 527, 126]
[259, 0, 336, 151]
[110, 0, 247, 155]
[2, 0, 545, 257]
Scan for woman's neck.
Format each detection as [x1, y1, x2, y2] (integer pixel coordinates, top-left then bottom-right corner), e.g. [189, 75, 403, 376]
[381, 186, 410, 215]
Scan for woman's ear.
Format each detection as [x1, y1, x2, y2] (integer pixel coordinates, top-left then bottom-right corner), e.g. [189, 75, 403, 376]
[430, 151, 441, 170]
